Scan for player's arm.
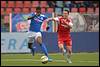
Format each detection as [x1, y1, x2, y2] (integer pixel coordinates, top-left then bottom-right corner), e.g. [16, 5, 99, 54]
[27, 15, 36, 20]
[27, 16, 33, 20]
[26, 13, 37, 20]
[65, 18, 73, 29]
[44, 17, 59, 31]
[42, 17, 59, 31]
[44, 17, 59, 23]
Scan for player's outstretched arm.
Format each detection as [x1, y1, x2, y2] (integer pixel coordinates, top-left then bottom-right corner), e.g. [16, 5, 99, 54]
[44, 17, 59, 23]
[27, 17, 32, 20]
[27, 15, 37, 20]
[27, 16, 34, 20]
[41, 18, 58, 31]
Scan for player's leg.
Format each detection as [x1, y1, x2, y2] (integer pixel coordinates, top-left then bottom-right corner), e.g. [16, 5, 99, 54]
[35, 32, 52, 61]
[58, 41, 66, 54]
[66, 45, 72, 59]
[65, 39, 72, 63]
[58, 40, 71, 63]
[27, 32, 36, 56]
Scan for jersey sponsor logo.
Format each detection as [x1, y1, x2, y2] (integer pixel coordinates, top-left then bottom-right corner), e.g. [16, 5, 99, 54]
[34, 18, 43, 23]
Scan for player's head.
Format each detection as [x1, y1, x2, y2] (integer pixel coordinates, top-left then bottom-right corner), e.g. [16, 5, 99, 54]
[36, 7, 41, 16]
[62, 10, 69, 18]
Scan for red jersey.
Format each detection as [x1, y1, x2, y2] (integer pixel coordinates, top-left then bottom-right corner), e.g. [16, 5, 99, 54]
[58, 17, 72, 33]
[57, 17, 73, 41]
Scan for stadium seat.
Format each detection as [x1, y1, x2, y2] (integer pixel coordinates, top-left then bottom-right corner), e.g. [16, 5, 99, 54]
[14, 8, 22, 14]
[41, 8, 46, 14]
[47, 8, 54, 13]
[71, 8, 78, 12]
[23, 1, 31, 7]
[95, 8, 99, 15]
[8, 1, 15, 7]
[55, 8, 62, 15]
[32, 1, 39, 7]
[5, 8, 13, 15]
[87, 8, 94, 14]
[1, 1, 6, 7]
[56, 1, 63, 7]
[79, 7, 86, 14]
[40, 1, 48, 7]
[1, 26, 8, 32]
[4, 15, 9, 23]
[15, 1, 23, 7]
[74, 1, 80, 3]
[22, 8, 30, 14]
[44, 13, 52, 18]
[31, 8, 36, 12]
[1, 8, 5, 15]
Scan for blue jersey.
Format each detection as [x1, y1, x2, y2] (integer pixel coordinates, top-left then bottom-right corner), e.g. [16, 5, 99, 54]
[29, 13, 47, 32]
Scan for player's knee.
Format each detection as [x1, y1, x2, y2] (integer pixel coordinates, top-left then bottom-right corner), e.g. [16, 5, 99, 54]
[58, 44, 63, 49]
[67, 46, 72, 53]
[36, 36, 42, 44]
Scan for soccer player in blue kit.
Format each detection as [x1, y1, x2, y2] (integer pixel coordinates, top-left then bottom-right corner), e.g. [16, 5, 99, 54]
[27, 7, 52, 62]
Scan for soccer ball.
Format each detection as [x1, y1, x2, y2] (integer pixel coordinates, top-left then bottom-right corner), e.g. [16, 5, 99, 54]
[41, 56, 48, 64]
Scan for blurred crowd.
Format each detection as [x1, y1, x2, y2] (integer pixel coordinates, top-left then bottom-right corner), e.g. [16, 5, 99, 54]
[47, 1, 99, 8]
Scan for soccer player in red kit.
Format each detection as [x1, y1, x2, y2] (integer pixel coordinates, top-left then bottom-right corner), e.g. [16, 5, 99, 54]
[44, 10, 73, 63]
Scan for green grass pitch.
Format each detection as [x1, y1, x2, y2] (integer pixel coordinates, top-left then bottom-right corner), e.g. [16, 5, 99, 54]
[1, 52, 99, 66]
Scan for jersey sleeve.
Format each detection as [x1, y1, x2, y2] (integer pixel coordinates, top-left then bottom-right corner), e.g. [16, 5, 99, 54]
[68, 17, 73, 27]
[53, 17, 59, 22]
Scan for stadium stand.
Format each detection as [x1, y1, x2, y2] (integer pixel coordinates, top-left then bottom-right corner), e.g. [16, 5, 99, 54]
[22, 8, 30, 14]
[56, 1, 63, 7]
[1, 8, 5, 15]
[23, 1, 31, 7]
[1, 1, 99, 15]
[95, 7, 99, 15]
[32, 1, 39, 7]
[55, 7, 62, 15]
[41, 7, 46, 14]
[71, 8, 78, 13]
[87, 8, 94, 14]
[8, 1, 15, 7]
[14, 8, 22, 14]
[4, 15, 9, 24]
[47, 8, 54, 13]
[15, 1, 23, 7]
[79, 7, 86, 14]
[40, 1, 48, 7]
[31, 8, 36, 12]
[5, 8, 13, 15]
[1, 1, 6, 7]
[1, 1, 99, 32]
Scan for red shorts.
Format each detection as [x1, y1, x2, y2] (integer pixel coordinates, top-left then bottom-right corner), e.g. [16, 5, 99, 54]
[58, 34, 72, 47]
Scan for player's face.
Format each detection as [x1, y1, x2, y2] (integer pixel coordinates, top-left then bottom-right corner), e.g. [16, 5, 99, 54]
[63, 11, 69, 18]
[36, 9, 41, 16]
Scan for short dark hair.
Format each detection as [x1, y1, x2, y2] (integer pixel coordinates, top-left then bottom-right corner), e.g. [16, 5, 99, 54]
[36, 7, 41, 10]
[64, 9, 69, 14]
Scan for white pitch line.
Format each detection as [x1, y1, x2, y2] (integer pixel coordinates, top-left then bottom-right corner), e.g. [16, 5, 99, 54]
[1, 59, 99, 63]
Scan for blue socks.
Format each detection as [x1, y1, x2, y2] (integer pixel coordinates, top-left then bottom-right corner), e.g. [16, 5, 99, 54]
[40, 43, 49, 57]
